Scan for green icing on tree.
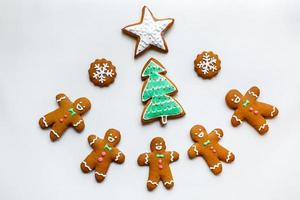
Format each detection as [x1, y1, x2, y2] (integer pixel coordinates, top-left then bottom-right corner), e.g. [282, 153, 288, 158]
[141, 58, 184, 125]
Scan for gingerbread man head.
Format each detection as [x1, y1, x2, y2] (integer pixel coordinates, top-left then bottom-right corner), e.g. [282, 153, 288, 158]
[73, 97, 91, 114]
[225, 89, 243, 109]
[190, 125, 209, 143]
[150, 137, 166, 152]
[103, 128, 121, 146]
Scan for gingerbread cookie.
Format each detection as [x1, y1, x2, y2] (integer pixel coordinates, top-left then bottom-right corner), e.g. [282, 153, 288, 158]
[88, 58, 116, 87]
[138, 137, 179, 191]
[225, 86, 279, 134]
[80, 129, 125, 183]
[194, 51, 221, 79]
[188, 125, 235, 175]
[141, 58, 185, 125]
[39, 94, 91, 141]
[122, 6, 174, 58]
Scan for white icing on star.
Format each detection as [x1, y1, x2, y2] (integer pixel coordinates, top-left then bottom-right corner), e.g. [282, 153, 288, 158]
[123, 6, 174, 57]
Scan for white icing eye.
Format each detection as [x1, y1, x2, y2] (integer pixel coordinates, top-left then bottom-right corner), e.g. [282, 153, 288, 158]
[198, 132, 204, 138]
[114, 136, 117, 139]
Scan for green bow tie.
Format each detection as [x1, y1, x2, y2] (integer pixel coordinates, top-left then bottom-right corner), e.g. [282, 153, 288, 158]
[104, 144, 112, 151]
[68, 108, 77, 116]
[243, 100, 250, 108]
[203, 140, 211, 146]
[156, 154, 165, 158]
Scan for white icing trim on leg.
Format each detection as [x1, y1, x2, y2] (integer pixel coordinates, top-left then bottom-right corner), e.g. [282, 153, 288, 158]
[210, 162, 221, 170]
[56, 96, 66, 103]
[259, 123, 268, 131]
[232, 115, 242, 124]
[164, 180, 174, 186]
[95, 172, 106, 177]
[192, 145, 199, 156]
[248, 91, 258, 98]
[226, 151, 232, 162]
[214, 130, 222, 139]
[114, 152, 122, 161]
[89, 136, 98, 146]
[147, 180, 158, 186]
[51, 130, 60, 138]
[73, 120, 83, 127]
[82, 161, 92, 171]
[145, 153, 149, 164]
[270, 107, 276, 117]
[170, 151, 174, 162]
[42, 117, 48, 127]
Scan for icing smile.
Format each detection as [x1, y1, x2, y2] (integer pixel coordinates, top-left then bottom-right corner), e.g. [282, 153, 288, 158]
[155, 145, 163, 151]
[231, 95, 240, 104]
[76, 103, 84, 111]
[108, 136, 115, 143]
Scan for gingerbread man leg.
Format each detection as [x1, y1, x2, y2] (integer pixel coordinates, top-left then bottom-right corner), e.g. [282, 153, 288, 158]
[161, 169, 174, 189]
[80, 152, 97, 173]
[95, 163, 109, 183]
[203, 152, 222, 175]
[247, 115, 269, 134]
[215, 144, 235, 163]
[49, 123, 67, 141]
[256, 102, 279, 119]
[147, 172, 160, 191]
[39, 111, 56, 129]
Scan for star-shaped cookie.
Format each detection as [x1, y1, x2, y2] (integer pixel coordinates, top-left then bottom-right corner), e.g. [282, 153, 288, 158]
[122, 6, 174, 58]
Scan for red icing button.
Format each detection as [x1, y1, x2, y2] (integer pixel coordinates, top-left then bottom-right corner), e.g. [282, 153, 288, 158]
[59, 118, 64, 123]
[101, 151, 106, 157]
[64, 114, 68, 118]
[254, 110, 259, 115]
[98, 157, 103, 162]
[249, 107, 254, 112]
[158, 159, 162, 164]
[158, 164, 163, 169]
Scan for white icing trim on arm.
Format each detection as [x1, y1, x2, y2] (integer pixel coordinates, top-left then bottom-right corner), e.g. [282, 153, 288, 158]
[271, 106, 276, 117]
[232, 115, 243, 124]
[170, 151, 174, 162]
[89, 136, 98, 146]
[145, 153, 149, 164]
[259, 123, 268, 131]
[56, 96, 66, 103]
[213, 130, 222, 139]
[192, 145, 199, 156]
[248, 91, 258, 98]
[73, 120, 83, 127]
[42, 117, 48, 127]
[226, 152, 232, 162]
[114, 152, 122, 161]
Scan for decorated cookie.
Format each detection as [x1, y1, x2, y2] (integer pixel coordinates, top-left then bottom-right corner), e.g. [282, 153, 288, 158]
[39, 94, 91, 141]
[138, 137, 179, 191]
[194, 51, 221, 79]
[80, 129, 125, 183]
[225, 86, 279, 134]
[88, 58, 116, 87]
[141, 58, 185, 125]
[188, 125, 235, 175]
[122, 6, 174, 58]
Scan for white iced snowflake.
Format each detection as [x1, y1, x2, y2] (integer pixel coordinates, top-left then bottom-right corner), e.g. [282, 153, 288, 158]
[197, 52, 217, 74]
[93, 63, 114, 83]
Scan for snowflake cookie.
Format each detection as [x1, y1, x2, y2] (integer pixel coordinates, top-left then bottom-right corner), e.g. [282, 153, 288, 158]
[88, 58, 116, 87]
[122, 6, 174, 58]
[194, 51, 221, 79]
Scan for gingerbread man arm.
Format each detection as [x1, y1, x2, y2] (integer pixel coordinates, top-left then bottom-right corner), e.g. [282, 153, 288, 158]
[245, 86, 260, 100]
[87, 135, 102, 149]
[231, 110, 244, 127]
[112, 148, 125, 164]
[167, 151, 179, 163]
[72, 116, 85, 132]
[137, 153, 151, 166]
[188, 143, 203, 158]
[208, 129, 223, 142]
[56, 93, 72, 107]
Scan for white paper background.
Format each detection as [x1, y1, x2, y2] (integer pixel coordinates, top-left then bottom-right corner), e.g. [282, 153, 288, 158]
[0, 0, 299, 199]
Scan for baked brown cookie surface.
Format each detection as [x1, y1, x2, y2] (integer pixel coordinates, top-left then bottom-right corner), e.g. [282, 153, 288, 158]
[194, 51, 221, 79]
[88, 58, 116, 87]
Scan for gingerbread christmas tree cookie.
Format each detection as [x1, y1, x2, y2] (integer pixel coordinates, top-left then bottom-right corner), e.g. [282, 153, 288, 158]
[141, 58, 185, 125]
[80, 129, 125, 183]
[137, 137, 179, 191]
[194, 51, 221, 79]
[38, 93, 91, 141]
[122, 6, 174, 58]
[225, 86, 279, 134]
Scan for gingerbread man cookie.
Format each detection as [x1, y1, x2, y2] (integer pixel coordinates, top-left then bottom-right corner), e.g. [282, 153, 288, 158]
[225, 86, 279, 134]
[88, 58, 116, 87]
[122, 6, 174, 58]
[39, 94, 91, 141]
[80, 129, 125, 183]
[194, 51, 221, 79]
[137, 137, 179, 191]
[188, 125, 235, 175]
